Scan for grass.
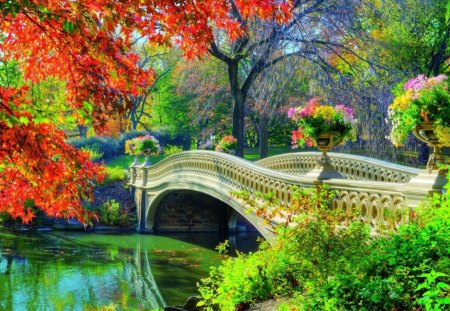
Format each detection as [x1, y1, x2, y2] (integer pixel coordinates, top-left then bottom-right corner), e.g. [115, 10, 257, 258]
[102, 154, 166, 184]
[244, 145, 305, 161]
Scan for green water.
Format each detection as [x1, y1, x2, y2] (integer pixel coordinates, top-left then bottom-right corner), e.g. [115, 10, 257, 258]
[0, 229, 259, 310]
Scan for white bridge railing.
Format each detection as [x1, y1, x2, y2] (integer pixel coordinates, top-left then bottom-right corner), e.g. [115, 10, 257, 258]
[128, 150, 445, 241]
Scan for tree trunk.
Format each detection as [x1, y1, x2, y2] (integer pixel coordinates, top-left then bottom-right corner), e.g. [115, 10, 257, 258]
[183, 134, 192, 151]
[228, 61, 245, 157]
[259, 116, 269, 159]
[130, 111, 138, 131]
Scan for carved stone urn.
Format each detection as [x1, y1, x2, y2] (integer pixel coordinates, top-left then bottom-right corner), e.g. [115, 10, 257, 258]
[404, 122, 448, 205]
[412, 122, 447, 173]
[307, 132, 344, 180]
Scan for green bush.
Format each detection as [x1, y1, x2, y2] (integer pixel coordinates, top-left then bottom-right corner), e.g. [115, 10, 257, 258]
[98, 200, 136, 228]
[81, 146, 104, 162]
[99, 200, 121, 226]
[162, 144, 183, 156]
[197, 185, 371, 310]
[197, 183, 450, 311]
[68, 136, 120, 159]
[103, 166, 126, 184]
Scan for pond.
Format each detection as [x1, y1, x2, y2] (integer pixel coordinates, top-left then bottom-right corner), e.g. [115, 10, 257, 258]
[0, 229, 260, 310]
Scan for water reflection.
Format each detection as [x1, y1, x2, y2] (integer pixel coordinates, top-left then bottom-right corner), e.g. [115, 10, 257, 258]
[0, 230, 259, 310]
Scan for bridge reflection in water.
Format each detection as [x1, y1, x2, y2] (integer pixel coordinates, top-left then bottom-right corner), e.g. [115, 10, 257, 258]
[0, 230, 255, 310]
[129, 151, 446, 243]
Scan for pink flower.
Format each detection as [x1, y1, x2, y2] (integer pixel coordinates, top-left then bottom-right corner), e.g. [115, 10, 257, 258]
[299, 98, 319, 117]
[305, 137, 314, 147]
[288, 107, 296, 119]
[404, 75, 427, 91]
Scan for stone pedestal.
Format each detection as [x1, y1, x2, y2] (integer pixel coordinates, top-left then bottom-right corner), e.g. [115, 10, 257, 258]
[306, 132, 344, 181]
[403, 170, 447, 207]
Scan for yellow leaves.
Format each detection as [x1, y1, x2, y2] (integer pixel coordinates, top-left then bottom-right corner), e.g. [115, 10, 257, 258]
[390, 89, 413, 111]
[314, 106, 336, 121]
[435, 125, 450, 145]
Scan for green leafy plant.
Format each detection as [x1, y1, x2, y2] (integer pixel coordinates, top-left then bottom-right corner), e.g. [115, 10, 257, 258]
[81, 146, 104, 162]
[197, 185, 370, 310]
[99, 200, 121, 226]
[416, 271, 450, 310]
[162, 144, 183, 156]
[98, 200, 136, 227]
[197, 172, 450, 310]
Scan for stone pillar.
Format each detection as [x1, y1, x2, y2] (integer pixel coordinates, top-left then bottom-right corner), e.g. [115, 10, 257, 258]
[403, 170, 447, 208]
[129, 156, 141, 197]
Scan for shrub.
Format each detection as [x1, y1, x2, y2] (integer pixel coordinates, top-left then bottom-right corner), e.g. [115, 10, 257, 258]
[81, 146, 104, 162]
[68, 136, 120, 159]
[197, 185, 371, 310]
[303, 203, 450, 310]
[103, 166, 126, 184]
[197, 182, 450, 311]
[163, 144, 183, 156]
[98, 200, 136, 228]
[99, 200, 121, 226]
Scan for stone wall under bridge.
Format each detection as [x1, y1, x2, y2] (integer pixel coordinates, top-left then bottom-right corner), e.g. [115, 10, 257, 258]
[129, 151, 447, 244]
[152, 191, 256, 233]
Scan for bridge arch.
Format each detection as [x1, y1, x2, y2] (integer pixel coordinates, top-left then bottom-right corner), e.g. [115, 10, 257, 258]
[144, 182, 274, 242]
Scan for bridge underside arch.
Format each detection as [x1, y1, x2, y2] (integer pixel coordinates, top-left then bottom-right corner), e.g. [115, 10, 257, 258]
[153, 190, 232, 233]
[144, 184, 274, 242]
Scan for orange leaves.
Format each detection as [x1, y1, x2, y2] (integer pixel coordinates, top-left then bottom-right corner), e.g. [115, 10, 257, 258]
[0, 0, 294, 222]
[0, 120, 105, 223]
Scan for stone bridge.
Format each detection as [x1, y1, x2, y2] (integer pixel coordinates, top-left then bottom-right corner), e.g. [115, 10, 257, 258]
[128, 150, 445, 243]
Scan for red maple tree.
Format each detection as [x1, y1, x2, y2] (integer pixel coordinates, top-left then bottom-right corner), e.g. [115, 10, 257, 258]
[0, 0, 292, 222]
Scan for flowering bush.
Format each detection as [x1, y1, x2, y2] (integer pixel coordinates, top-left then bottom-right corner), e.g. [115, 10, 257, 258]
[125, 134, 161, 156]
[288, 98, 357, 148]
[215, 135, 237, 153]
[388, 74, 450, 146]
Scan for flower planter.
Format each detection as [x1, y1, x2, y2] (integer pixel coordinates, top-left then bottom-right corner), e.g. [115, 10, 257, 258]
[307, 132, 344, 180]
[413, 122, 447, 172]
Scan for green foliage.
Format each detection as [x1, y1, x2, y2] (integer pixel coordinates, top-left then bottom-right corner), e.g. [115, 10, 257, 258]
[197, 185, 370, 310]
[198, 181, 450, 310]
[103, 166, 126, 184]
[81, 146, 103, 162]
[68, 136, 120, 159]
[416, 271, 450, 310]
[98, 200, 135, 227]
[151, 72, 196, 139]
[215, 240, 229, 255]
[99, 200, 121, 226]
[162, 144, 183, 156]
[0, 212, 14, 226]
